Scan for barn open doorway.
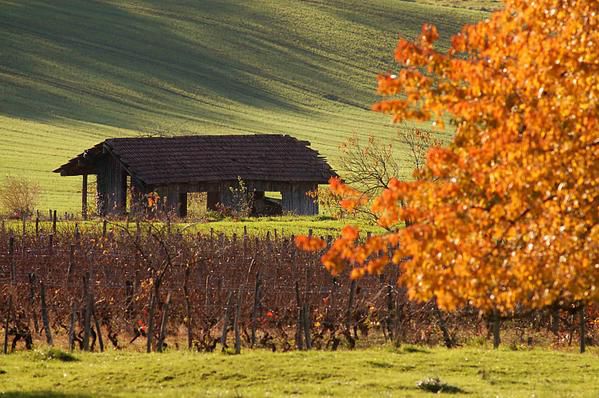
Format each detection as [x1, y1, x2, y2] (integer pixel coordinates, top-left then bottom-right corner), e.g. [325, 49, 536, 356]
[186, 192, 208, 219]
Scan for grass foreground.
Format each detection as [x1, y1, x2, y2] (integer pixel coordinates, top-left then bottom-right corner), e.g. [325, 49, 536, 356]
[0, 346, 597, 397]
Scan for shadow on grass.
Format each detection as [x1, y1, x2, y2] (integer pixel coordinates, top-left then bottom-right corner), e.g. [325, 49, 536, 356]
[0, 393, 92, 398]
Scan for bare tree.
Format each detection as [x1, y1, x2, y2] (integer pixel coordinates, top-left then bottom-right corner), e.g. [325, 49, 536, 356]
[339, 135, 401, 196]
[335, 128, 441, 224]
[0, 176, 41, 218]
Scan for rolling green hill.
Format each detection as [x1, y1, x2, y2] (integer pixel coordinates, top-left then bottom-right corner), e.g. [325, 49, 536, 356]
[0, 0, 490, 211]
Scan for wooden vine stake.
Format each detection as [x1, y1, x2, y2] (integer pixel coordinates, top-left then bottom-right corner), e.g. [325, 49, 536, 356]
[8, 235, 15, 285]
[92, 293, 104, 352]
[40, 281, 53, 346]
[68, 300, 77, 352]
[146, 290, 156, 353]
[3, 295, 11, 354]
[82, 272, 92, 351]
[294, 281, 304, 350]
[28, 273, 39, 334]
[157, 291, 172, 353]
[234, 289, 242, 354]
[183, 267, 193, 350]
[52, 210, 57, 235]
[250, 272, 261, 348]
[220, 290, 233, 352]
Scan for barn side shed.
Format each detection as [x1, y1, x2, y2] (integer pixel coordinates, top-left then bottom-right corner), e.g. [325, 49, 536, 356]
[54, 135, 337, 218]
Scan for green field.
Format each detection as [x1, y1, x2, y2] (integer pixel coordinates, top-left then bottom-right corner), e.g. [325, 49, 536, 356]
[0, 0, 490, 212]
[0, 347, 597, 397]
[2, 215, 386, 238]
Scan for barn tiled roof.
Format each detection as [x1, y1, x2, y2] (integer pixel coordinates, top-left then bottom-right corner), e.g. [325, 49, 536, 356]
[54, 135, 336, 185]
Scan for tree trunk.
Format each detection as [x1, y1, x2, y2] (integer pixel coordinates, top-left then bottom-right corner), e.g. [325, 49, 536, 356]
[579, 304, 586, 354]
[433, 302, 454, 348]
[492, 310, 501, 349]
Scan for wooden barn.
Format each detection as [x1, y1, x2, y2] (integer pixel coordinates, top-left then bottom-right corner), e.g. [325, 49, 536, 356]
[54, 135, 337, 218]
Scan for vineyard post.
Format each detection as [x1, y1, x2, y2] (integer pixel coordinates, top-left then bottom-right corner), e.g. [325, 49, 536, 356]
[250, 271, 261, 348]
[66, 244, 75, 285]
[52, 210, 57, 235]
[346, 279, 357, 334]
[157, 291, 171, 353]
[102, 220, 107, 238]
[40, 281, 53, 346]
[234, 288, 242, 354]
[48, 234, 53, 255]
[385, 285, 394, 341]
[125, 281, 134, 320]
[579, 304, 586, 353]
[2, 295, 11, 354]
[68, 300, 76, 352]
[74, 224, 80, 245]
[393, 292, 402, 347]
[146, 290, 156, 353]
[27, 273, 39, 334]
[35, 216, 39, 237]
[242, 232, 248, 260]
[220, 290, 233, 352]
[184, 267, 192, 350]
[135, 221, 141, 243]
[82, 272, 92, 351]
[303, 302, 312, 350]
[92, 294, 104, 352]
[303, 266, 312, 350]
[294, 281, 304, 350]
[8, 235, 15, 285]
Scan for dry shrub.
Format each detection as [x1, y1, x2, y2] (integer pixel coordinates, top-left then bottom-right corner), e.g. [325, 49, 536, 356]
[0, 176, 41, 218]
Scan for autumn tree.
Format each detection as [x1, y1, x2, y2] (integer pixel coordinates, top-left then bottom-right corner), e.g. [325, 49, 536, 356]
[298, 0, 598, 345]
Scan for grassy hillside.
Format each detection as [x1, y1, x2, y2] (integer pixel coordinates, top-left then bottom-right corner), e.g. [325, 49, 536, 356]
[0, 0, 487, 211]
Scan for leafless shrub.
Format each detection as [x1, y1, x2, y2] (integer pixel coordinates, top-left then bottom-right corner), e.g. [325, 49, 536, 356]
[0, 176, 41, 219]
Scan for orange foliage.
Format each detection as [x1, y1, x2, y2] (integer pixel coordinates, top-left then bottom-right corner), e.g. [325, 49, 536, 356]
[299, 0, 599, 314]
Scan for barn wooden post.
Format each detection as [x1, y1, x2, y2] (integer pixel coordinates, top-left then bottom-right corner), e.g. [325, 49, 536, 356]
[82, 174, 88, 220]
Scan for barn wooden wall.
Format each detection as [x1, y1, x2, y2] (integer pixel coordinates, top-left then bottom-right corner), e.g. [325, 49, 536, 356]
[95, 159, 320, 218]
[96, 155, 127, 216]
